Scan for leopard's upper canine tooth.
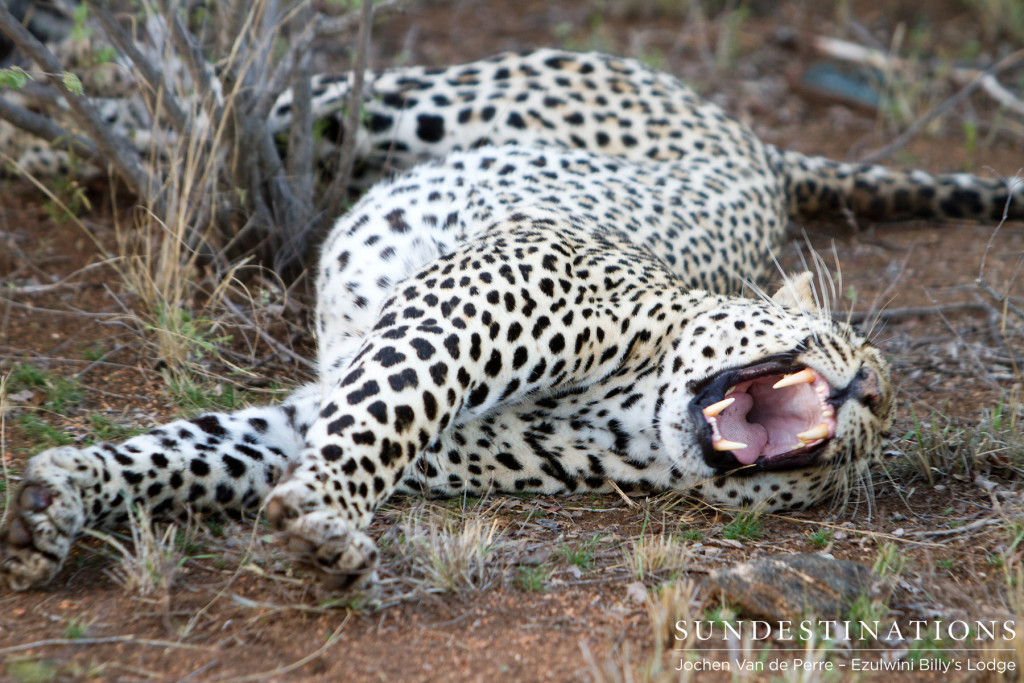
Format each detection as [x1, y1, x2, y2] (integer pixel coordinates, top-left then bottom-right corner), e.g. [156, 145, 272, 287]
[796, 423, 831, 441]
[772, 368, 816, 389]
[702, 397, 736, 418]
[713, 438, 748, 451]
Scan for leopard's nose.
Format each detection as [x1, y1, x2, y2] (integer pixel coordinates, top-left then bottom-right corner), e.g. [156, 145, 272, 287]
[850, 366, 882, 407]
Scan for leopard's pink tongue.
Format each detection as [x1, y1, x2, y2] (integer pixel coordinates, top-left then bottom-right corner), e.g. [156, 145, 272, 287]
[717, 393, 768, 465]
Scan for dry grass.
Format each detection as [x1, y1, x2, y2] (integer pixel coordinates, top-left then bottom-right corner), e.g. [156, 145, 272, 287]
[622, 534, 693, 582]
[897, 395, 1024, 488]
[100, 2, 296, 386]
[84, 506, 189, 596]
[386, 503, 509, 594]
[647, 579, 701, 662]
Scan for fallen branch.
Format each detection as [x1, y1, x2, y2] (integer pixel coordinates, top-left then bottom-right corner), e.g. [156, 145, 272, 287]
[0, 636, 210, 655]
[842, 301, 990, 324]
[909, 516, 1003, 538]
[806, 35, 1024, 164]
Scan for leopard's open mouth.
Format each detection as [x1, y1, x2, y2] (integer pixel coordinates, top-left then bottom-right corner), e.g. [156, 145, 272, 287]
[689, 359, 837, 471]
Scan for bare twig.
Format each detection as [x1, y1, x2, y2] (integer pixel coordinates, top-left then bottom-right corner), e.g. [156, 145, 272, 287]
[156, 0, 224, 125]
[978, 279, 1024, 320]
[806, 36, 1024, 163]
[857, 49, 1024, 164]
[954, 70, 1024, 117]
[0, 296, 115, 317]
[222, 298, 315, 370]
[211, 614, 350, 682]
[260, 9, 322, 118]
[4, 260, 111, 295]
[82, 0, 190, 136]
[977, 178, 1024, 320]
[606, 479, 639, 507]
[909, 516, 1003, 538]
[0, 636, 210, 655]
[278, 1, 316, 271]
[323, 0, 374, 221]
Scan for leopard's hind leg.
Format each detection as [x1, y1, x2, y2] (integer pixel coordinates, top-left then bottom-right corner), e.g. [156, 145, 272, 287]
[0, 385, 321, 590]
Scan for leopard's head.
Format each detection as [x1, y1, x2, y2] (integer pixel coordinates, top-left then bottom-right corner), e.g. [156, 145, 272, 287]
[658, 273, 894, 512]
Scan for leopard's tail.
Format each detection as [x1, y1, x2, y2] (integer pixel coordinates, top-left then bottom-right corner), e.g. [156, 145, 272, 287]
[766, 145, 1024, 224]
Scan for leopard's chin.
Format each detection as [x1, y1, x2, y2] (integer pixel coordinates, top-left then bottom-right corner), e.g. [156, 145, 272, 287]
[689, 357, 837, 472]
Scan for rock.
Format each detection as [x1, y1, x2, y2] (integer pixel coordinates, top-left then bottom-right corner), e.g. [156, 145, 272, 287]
[705, 553, 874, 621]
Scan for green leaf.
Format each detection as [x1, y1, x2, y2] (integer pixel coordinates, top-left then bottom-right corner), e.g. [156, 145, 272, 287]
[62, 72, 84, 96]
[0, 66, 34, 90]
[70, 3, 92, 41]
[95, 46, 118, 64]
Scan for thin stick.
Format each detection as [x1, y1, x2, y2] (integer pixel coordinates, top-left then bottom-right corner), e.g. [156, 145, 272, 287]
[260, 7, 322, 117]
[910, 517, 1003, 538]
[606, 479, 639, 508]
[222, 298, 316, 370]
[0, 296, 115, 317]
[213, 614, 350, 682]
[156, 0, 224, 125]
[977, 178, 1024, 320]
[278, 0, 316, 270]
[841, 301, 989, 323]
[858, 66, 1006, 164]
[0, 636, 210, 655]
[4, 261, 112, 295]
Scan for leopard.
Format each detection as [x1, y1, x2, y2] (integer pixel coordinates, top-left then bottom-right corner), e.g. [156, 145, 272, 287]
[2, 48, 1021, 592]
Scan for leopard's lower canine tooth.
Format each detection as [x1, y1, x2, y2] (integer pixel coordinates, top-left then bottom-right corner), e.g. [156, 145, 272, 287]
[773, 368, 815, 389]
[713, 438, 748, 451]
[796, 423, 830, 441]
[702, 397, 736, 418]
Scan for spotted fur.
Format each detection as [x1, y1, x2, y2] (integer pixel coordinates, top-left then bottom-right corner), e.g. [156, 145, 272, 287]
[3, 49, 1019, 591]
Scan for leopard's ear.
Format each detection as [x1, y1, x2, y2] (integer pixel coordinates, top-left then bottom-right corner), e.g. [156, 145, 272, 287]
[770, 272, 818, 312]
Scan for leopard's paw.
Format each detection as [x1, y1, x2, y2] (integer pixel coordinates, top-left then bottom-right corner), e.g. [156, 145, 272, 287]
[1, 448, 87, 590]
[264, 484, 378, 590]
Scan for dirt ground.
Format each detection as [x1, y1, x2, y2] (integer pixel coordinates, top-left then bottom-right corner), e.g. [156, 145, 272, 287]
[2, 0, 1024, 680]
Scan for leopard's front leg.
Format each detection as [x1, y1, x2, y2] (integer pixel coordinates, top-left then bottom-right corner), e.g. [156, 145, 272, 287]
[264, 212, 670, 588]
[2, 447, 97, 591]
[1, 388, 319, 590]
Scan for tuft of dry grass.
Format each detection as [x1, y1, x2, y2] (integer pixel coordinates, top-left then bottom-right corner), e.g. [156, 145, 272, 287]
[623, 534, 693, 582]
[84, 505, 190, 596]
[387, 504, 509, 594]
[896, 396, 1024, 491]
[647, 578, 701, 659]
